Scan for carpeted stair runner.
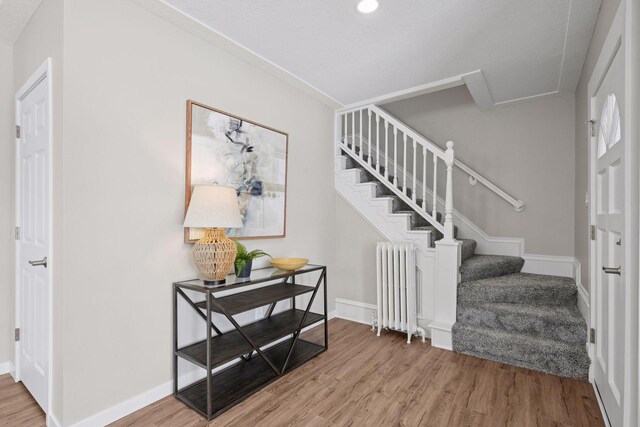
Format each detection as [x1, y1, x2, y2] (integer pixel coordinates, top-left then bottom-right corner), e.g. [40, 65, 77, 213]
[339, 147, 590, 380]
[454, 260, 590, 380]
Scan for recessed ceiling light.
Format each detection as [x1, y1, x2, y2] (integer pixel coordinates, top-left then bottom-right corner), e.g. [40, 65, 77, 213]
[356, 0, 379, 14]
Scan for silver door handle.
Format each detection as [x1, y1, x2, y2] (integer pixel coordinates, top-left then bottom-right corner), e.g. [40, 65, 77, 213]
[602, 266, 621, 275]
[28, 257, 47, 268]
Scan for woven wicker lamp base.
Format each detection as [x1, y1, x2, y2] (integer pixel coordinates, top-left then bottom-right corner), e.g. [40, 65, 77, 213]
[192, 228, 237, 286]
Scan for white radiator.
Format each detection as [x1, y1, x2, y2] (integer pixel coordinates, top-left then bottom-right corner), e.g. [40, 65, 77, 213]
[375, 242, 426, 343]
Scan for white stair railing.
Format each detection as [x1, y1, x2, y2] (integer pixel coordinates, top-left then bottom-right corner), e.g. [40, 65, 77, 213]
[338, 105, 525, 214]
[338, 105, 456, 240]
[337, 105, 462, 350]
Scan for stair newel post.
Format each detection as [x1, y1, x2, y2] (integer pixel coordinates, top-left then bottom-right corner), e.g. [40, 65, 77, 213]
[368, 109, 372, 166]
[443, 141, 455, 242]
[429, 140, 461, 351]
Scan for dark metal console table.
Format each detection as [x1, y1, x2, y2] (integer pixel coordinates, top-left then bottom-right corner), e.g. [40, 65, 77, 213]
[173, 264, 328, 420]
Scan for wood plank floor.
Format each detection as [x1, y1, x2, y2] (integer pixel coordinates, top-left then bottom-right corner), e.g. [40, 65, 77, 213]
[0, 374, 45, 426]
[113, 319, 604, 427]
[0, 318, 605, 426]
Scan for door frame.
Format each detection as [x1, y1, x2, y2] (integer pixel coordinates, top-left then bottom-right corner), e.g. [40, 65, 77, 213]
[588, 2, 639, 427]
[13, 58, 54, 422]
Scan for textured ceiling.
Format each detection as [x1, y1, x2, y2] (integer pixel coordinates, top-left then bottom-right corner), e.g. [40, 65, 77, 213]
[0, 0, 42, 45]
[163, 0, 601, 106]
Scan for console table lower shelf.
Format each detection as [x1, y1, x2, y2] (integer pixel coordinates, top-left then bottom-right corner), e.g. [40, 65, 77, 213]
[177, 338, 325, 418]
[173, 265, 328, 420]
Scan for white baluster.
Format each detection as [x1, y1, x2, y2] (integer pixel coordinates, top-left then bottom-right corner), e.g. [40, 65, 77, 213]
[393, 128, 398, 186]
[343, 114, 347, 145]
[376, 114, 380, 173]
[351, 112, 355, 153]
[443, 141, 455, 241]
[432, 155, 438, 220]
[384, 120, 389, 180]
[368, 110, 372, 166]
[359, 110, 363, 160]
[403, 134, 408, 194]
[422, 146, 427, 210]
[412, 139, 417, 202]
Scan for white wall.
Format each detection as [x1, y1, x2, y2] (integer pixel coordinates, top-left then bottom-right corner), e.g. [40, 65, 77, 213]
[379, 86, 576, 256]
[0, 45, 13, 367]
[574, 0, 621, 296]
[59, 0, 336, 423]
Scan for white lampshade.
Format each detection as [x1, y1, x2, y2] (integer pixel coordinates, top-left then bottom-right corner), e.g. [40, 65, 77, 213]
[183, 185, 243, 229]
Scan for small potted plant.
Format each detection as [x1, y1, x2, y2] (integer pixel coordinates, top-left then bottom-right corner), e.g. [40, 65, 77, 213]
[234, 241, 270, 278]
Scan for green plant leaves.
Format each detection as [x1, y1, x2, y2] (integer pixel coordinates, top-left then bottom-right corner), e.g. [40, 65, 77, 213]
[234, 242, 271, 273]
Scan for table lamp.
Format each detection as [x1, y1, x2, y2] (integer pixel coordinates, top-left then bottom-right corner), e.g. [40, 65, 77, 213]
[184, 185, 243, 286]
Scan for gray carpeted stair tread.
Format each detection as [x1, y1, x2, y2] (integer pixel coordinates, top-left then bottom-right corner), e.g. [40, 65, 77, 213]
[460, 239, 477, 262]
[457, 302, 586, 344]
[458, 273, 577, 306]
[452, 323, 590, 380]
[460, 254, 525, 282]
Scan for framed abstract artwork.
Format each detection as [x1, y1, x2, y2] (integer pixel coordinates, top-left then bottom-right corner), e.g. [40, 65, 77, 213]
[185, 100, 288, 242]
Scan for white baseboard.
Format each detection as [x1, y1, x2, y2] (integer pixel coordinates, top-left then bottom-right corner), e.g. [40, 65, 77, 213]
[335, 298, 376, 326]
[0, 361, 12, 376]
[592, 382, 611, 427]
[521, 254, 576, 278]
[48, 413, 63, 427]
[428, 321, 453, 350]
[573, 259, 591, 325]
[69, 380, 174, 427]
[69, 313, 333, 427]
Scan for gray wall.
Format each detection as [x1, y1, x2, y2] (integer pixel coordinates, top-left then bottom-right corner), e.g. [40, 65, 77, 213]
[382, 86, 576, 256]
[0, 45, 13, 366]
[574, 0, 621, 296]
[335, 196, 384, 305]
[58, 0, 336, 423]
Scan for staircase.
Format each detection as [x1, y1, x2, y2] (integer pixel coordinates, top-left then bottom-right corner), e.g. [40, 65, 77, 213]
[454, 258, 590, 380]
[336, 105, 590, 381]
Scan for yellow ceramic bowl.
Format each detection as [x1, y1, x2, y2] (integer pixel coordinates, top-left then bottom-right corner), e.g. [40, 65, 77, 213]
[270, 258, 309, 271]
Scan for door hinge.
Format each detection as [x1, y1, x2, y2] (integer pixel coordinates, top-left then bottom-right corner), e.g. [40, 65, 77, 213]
[15, 328, 20, 342]
[590, 328, 596, 344]
[585, 119, 596, 137]
[590, 225, 596, 240]
[16, 125, 21, 139]
[15, 226, 20, 241]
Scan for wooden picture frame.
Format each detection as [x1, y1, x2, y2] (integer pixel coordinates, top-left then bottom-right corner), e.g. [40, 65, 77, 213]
[185, 100, 288, 243]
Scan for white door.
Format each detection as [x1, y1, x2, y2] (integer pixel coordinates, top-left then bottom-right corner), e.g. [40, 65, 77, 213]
[17, 74, 50, 411]
[592, 36, 625, 427]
